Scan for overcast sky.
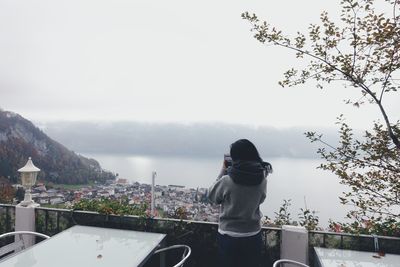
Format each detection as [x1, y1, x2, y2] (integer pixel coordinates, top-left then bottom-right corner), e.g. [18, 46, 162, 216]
[1, 0, 399, 129]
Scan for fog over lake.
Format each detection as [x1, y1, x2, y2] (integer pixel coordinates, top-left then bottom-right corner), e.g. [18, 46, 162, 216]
[43, 121, 350, 226]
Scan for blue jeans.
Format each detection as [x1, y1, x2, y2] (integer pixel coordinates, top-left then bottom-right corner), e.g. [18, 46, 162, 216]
[217, 232, 262, 267]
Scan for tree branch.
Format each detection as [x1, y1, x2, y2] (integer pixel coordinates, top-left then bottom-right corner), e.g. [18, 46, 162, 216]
[351, 4, 358, 76]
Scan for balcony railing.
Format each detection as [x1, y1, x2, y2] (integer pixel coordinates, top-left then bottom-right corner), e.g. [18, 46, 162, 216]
[0, 204, 15, 234]
[2, 204, 400, 266]
[308, 230, 400, 265]
[34, 206, 281, 267]
[0, 204, 15, 252]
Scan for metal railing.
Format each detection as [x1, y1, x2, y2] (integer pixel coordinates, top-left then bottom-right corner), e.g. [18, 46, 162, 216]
[34, 206, 281, 267]
[0, 204, 16, 253]
[3, 205, 399, 266]
[309, 229, 400, 251]
[308, 230, 400, 265]
[0, 204, 15, 234]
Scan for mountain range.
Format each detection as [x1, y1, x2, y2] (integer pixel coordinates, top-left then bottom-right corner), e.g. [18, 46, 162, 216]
[0, 109, 115, 184]
[41, 121, 335, 158]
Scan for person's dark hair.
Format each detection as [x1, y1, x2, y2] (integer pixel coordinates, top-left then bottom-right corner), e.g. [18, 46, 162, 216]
[230, 139, 262, 162]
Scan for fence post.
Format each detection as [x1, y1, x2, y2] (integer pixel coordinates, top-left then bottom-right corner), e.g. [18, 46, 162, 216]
[15, 203, 39, 249]
[281, 225, 309, 266]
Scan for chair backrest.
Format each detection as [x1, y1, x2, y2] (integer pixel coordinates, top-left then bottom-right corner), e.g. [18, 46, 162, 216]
[0, 231, 50, 258]
[272, 259, 310, 267]
[153, 244, 191, 267]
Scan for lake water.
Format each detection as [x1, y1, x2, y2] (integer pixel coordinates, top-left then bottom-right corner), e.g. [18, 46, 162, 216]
[84, 153, 351, 227]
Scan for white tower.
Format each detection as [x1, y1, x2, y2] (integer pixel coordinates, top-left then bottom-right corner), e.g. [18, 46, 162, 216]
[151, 171, 157, 216]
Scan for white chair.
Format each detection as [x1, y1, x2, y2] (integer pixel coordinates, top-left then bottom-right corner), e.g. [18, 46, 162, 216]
[273, 259, 310, 267]
[153, 244, 191, 267]
[0, 231, 50, 258]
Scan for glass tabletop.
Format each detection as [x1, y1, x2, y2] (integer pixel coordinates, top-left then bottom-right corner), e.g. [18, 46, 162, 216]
[315, 247, 400, 267]
[0, 225, 166, 267]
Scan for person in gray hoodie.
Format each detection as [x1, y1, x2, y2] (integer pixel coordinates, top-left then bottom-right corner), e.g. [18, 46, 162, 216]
[208, 139, 272, 267]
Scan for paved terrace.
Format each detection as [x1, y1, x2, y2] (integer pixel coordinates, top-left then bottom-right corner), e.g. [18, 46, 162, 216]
[0, 204, 400, 266]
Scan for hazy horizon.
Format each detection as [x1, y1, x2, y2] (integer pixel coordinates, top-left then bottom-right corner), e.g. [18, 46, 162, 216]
[38, 120, 342, 159]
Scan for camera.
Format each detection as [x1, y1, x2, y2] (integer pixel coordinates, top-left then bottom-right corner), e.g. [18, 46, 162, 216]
[224, 153, 232, 167]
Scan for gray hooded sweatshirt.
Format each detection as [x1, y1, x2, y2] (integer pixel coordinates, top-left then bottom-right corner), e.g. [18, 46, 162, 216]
[208, 162, 267, 234]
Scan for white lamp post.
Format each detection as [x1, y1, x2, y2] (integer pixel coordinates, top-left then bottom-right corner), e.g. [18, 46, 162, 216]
[18, 157, 40, 207]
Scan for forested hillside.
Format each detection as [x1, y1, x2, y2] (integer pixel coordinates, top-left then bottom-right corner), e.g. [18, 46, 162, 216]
[0, 109, 115, 184]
